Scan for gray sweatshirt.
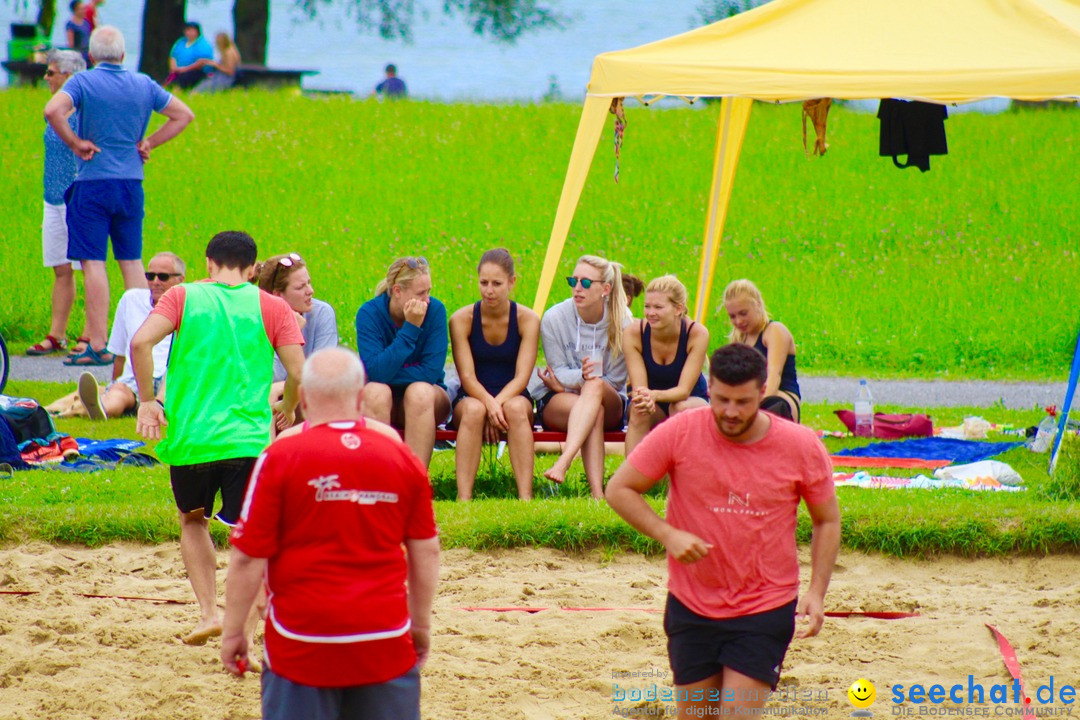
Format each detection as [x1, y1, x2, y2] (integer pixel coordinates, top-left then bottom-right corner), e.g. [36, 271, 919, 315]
[533, 297, 630, 399]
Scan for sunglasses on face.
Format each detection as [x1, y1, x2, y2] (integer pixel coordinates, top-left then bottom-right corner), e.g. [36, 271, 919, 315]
[566, 276, 596, 289]
[145, 272, 181, 282]
[45, 69, 66, 78]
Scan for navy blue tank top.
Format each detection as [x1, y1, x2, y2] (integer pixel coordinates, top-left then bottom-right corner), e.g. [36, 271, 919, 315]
[469, 301, 522, 396]
[642, 319, 708, 399]
[752, 321, 801, 397]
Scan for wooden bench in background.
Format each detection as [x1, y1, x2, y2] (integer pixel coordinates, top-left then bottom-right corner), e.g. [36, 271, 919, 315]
[234, 64, 318, 90]
[2, 60, 47, 87]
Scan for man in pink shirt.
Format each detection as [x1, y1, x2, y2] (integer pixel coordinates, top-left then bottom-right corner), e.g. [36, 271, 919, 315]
[606, 343, 840, 718]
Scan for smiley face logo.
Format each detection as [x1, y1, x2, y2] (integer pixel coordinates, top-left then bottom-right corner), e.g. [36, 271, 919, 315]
[847, 679, 876, 716]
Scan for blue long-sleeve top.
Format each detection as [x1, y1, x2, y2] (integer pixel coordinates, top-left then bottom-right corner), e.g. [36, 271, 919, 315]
[355, 294, 447, 388]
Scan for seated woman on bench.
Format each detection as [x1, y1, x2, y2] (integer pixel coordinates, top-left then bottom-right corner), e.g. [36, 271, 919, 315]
[448, 248, 539, 501]
[722, 278, 802, 422]
[355, 256, 450, 468]
[623, 275, 709, 456]
[536, 254, 631, 498]
[257, 253, 338, 419]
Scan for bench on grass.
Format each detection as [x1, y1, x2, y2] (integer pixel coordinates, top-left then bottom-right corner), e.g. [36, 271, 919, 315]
[234, 64, 318, 89]
[2, 61, 47, 87]
[435, 428, 627, 444]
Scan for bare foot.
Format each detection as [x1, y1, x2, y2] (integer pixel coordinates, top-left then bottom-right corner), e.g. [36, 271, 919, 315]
[543, 463, 567, 485]
[182, 620, 222, 646]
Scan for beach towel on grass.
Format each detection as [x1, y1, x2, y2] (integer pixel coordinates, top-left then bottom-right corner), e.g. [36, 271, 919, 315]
[834, 437, 1023, 464]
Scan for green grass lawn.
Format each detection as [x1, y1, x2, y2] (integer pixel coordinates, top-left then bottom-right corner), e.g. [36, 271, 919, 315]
[1, 90, 1078, 378]
[3, 379, 1077, 556]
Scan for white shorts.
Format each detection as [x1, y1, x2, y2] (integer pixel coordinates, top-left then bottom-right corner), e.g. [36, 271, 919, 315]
[42, 201, 81, 270]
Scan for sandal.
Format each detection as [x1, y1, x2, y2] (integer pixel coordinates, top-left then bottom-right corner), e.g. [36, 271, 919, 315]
[67, 336, 91, 357]
[27, 335, 68, 356]
[63, 345, 116, 367]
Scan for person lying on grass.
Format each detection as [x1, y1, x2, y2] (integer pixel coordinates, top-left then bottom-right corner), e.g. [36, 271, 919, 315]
[623, 275, 709, 456]
[535, 254, 631, 498]
[448, 248, 539, 501]
[255, 252, 338, 426]
[355, 256, 450, 468]
[723, 278, 802, 423]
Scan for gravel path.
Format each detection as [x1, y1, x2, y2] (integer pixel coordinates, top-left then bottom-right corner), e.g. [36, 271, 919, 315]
[8, 355, 1075, 410]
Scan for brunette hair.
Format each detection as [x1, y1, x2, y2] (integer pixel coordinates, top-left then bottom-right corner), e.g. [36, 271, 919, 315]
[710, 343, 767, 386]
[256, 253, 306, 295]
[477, 247, 515, 276]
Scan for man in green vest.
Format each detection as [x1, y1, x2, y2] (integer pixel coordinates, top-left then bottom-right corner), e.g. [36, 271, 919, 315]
[131, 230, 305, 647]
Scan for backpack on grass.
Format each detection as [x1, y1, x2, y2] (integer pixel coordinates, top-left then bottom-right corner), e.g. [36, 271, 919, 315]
[0, 395, 56, 444]
[834, 411, 933, 439]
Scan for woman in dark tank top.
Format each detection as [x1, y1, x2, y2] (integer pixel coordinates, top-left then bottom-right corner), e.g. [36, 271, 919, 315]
[623, 275, 710, 456]
[722, 279, 802, 423]
[448, 249, 540, 500]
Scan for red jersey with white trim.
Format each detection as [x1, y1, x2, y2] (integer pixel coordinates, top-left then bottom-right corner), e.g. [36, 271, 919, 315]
[231, 419, 437, 687]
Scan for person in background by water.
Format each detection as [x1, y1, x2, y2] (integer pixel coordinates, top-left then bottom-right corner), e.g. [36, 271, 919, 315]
[168, 22, 214, 90]
[28, 49, 89, 359]
[535, 254, 631, 498]
[374, 63, 407, 99]
[623, 275, 709, 456]
[355, 256, 450, 468]
[722, 278, 801, 423]
[255, 252, 338, 417]
[84, 0, 104, 31]
[194, 33, 241, 94]
[449, 248, 540, 501]
[65, 1, 92, 61]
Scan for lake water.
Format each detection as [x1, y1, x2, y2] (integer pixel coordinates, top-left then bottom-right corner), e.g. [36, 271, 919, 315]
[1, 0, 707, 100]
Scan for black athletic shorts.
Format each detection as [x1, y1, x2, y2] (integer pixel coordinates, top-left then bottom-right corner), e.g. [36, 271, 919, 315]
[664, 593, 796, 690]
[169, 457, 257, 526]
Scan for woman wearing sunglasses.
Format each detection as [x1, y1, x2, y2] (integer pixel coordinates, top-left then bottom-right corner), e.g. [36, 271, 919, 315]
[355, 256, 450, 468]
[622, 275, 710, 456]
[448, 248, 540, 500]
[536, 255, 631, 498]
[256, 253, 338, 412]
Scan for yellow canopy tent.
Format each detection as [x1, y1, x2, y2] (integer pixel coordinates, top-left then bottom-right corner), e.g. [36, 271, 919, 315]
[532, 0, 1080, 320]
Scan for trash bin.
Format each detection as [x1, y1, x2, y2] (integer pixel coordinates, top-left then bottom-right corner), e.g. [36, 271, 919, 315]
[8, 23, 49, 63]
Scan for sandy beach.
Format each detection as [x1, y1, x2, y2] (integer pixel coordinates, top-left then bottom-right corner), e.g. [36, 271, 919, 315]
[1, 542, 1077, 719]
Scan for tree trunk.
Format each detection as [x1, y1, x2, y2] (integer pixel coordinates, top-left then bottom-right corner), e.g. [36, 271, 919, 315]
[139, 0, 186, 81]
[36, 0, 56, 36]
[233, 0, 268, 65]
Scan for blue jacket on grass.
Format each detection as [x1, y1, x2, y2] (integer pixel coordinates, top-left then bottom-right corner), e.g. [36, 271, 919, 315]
[355, 294, 447, 389]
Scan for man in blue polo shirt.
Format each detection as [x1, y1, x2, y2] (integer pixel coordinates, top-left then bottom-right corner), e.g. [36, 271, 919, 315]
[44, 25, 194, 367]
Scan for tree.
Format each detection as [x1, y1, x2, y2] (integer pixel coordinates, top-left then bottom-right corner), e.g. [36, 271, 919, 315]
[138, 0, 186, 80]
[233, 0, 267, 68]
[36, 0, 55, 35]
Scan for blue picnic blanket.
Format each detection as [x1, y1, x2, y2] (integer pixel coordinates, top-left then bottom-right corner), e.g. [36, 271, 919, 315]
[834, 437, 1024, 464]
[75, 438, 145, 462]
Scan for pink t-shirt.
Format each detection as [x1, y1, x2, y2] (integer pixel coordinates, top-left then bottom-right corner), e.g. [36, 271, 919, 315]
[628, 406, 834, 619]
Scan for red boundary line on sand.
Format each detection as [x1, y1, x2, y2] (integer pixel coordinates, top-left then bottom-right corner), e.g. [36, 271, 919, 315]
[0, 590, 192, 604]
[456, 607, 920, 618]
[985, 623, 1035, 720]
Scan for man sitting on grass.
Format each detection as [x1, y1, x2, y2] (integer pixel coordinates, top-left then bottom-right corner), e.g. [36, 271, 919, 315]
[76, 251, 185, 420]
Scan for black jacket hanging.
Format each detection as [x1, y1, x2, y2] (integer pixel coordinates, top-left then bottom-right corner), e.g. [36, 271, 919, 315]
[877, 99, 948, 172]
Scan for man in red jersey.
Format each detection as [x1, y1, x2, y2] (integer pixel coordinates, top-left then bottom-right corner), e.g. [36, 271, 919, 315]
[221, 347, 440, 720]
[606, 343, 840, 718]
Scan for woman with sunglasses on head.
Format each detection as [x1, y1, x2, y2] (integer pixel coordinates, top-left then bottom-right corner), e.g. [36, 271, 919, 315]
[536, 255, 631, 498]
[355, 256, 450, 468]
[723, 278, 801, 422]
[449, 248, 540, 500]
[256, 253, 338, 411]
[622, 275, 710, 456]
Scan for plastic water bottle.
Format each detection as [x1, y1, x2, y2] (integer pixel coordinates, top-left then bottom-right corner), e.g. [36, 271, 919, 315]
[854, 380, 874, 438]
[1031, 406, 1058, 453]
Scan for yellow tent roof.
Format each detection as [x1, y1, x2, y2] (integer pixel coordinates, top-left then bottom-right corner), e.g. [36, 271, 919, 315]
[587, 0, 1080, 102]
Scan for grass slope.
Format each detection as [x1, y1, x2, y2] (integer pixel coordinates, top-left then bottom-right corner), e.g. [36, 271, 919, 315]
[0, 90, 1077, 378]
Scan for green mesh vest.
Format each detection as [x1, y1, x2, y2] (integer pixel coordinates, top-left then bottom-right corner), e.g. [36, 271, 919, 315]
[157, 282, 274, 466]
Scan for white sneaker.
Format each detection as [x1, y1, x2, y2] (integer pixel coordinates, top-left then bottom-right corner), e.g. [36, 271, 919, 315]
[78, 371, 107, 421]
